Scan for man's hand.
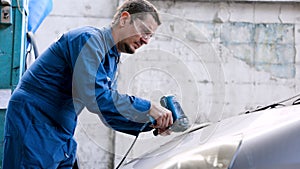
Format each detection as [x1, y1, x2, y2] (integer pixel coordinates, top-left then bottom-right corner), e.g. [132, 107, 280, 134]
[156, 128, 172, 136]
[148, 102, 173, 130]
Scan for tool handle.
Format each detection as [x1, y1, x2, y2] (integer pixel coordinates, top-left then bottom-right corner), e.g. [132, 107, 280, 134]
[148, 116, 159, 136]
[153, 129, 159, 136]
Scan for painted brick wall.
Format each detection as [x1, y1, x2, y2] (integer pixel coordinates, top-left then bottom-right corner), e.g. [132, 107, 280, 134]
[115, 0, 300, 167]
[34, 0, 300, 168]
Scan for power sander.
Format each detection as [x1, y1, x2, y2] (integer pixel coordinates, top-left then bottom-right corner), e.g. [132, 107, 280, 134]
[152, 95, 190, 136]
[115, 95, 190, 169]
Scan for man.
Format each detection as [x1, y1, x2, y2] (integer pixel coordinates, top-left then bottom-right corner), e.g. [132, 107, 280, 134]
[2, 0, 173, 168]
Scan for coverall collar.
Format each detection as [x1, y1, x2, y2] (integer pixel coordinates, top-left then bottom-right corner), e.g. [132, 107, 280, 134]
[104, 26, 121, 60]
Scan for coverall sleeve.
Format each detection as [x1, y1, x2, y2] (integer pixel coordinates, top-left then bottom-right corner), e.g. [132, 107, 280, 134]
[72, 33, 153, 135]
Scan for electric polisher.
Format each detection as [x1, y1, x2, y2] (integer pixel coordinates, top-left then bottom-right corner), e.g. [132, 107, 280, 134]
[152, 95, 190, 136]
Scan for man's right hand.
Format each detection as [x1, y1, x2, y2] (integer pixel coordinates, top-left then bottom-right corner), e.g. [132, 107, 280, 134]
[148, 102, 173, 130]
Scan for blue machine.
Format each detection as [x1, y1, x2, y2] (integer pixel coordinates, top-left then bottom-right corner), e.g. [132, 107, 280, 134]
[0, 0, 27, 90]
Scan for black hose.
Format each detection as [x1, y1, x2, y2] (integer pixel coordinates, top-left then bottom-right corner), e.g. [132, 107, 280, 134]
[27, 31, 39, 59]
[115, 134, 139, 169]
[115, 122, 151, 169]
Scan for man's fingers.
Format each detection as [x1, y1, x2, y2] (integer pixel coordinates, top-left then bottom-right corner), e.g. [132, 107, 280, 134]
[154, 111, 173, 129]
[153, 116, 165, 128]
[149, 102, 173, 129]
[158, 128, 172, 136]
[163, 110, 173, 128]
[155, 117, 162, 128]
[167, 111, 173, 126]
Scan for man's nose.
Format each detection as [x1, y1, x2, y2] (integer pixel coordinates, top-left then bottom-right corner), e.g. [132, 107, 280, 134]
[140, 37, 149, 45]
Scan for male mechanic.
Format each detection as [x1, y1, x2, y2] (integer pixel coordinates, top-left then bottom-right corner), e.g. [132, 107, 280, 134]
[2, 0, 173, 168]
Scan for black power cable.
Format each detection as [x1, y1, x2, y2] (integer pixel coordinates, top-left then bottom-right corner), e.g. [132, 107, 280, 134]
[115, 134, 139, 169]
[27, 32, 39, 58]
[115, 122, 151, 169]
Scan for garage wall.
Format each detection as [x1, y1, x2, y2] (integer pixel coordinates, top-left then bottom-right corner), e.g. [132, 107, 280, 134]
[34, 0, 300, 168]
[115, 1, 300, 166]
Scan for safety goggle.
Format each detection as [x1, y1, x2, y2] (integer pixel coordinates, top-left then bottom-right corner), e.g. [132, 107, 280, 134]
[133, 18, 154, 40]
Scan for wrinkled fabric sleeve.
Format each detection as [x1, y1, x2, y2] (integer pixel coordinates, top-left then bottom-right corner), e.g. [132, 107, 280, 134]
[72, 34, 152, 136]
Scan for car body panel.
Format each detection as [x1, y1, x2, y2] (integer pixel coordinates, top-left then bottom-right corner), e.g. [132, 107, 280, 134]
[122, 105, 300, 169]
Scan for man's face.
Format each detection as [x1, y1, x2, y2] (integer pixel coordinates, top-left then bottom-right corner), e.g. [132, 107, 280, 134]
[118, 14, 159, 54]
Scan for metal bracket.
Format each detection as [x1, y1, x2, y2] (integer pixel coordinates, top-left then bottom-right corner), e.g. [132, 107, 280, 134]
[0, 0, 12, 25]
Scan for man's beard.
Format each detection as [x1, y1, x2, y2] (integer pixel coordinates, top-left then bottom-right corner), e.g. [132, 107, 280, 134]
[124, 43, 134, 54]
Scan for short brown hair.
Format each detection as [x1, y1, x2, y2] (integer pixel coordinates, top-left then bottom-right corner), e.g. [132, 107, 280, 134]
[111, 0, 161, 26]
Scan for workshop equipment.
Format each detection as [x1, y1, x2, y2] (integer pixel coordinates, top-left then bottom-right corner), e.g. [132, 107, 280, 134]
[0, 0, 28, 166]
[153, 95, 190, 136]
[0, 0, 27, 90]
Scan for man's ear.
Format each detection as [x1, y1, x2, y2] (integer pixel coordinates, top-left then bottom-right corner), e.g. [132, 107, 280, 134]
[120, 11, 131, 26]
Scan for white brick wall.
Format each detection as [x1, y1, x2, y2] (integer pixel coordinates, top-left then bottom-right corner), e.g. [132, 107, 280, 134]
[35, 0, 117, 53]
[34, 0, 300, 168]
[75, 109, 115, 169]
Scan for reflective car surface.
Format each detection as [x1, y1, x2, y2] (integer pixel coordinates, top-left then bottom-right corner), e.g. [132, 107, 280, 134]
[122, 102, 300, 169]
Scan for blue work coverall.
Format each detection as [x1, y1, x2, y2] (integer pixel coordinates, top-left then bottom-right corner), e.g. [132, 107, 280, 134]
[3, 26, 153, 169]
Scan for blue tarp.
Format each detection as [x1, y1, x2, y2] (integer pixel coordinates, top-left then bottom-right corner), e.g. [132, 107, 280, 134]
[28, 0, 53, 33]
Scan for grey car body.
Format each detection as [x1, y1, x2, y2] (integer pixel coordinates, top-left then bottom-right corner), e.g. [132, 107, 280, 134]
[121, 104, 300, 169]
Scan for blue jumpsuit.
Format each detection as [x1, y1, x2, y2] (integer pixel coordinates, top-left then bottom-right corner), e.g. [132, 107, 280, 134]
[2, 26, 153, 168]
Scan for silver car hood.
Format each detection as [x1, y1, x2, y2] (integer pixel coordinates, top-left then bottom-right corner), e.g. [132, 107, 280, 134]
[122, 104, 300, 169]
